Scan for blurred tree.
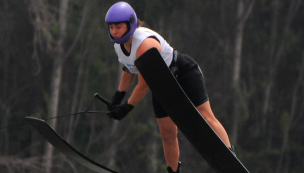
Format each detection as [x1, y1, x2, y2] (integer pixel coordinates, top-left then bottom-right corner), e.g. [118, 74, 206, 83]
[26, 0, 91, 172]
[231, 0, 256, 145]
[1, 0, 304, 172]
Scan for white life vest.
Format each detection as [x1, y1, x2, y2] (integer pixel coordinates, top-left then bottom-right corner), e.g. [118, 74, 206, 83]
[114, 27, 173, 74]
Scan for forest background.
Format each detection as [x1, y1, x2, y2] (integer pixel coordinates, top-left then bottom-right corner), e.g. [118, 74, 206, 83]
[1, 0, 304, 173]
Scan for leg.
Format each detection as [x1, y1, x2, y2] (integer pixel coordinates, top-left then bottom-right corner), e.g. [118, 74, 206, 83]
[157, 116, 179, 172]
[196, 100, 231, 147]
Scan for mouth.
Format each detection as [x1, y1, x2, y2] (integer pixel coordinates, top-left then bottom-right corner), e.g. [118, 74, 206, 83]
[111, 34, 120, 39]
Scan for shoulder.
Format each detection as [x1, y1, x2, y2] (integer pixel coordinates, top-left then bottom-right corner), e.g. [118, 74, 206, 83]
[133, 27, 149, 41]
[133, 27, 160, 41]
[136, 38, 161, 58]
[135, 28, 162, 58]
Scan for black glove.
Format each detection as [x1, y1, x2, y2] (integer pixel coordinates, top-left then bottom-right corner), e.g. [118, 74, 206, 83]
[107, 101, 134, 120]
[108, 91, 126, 111]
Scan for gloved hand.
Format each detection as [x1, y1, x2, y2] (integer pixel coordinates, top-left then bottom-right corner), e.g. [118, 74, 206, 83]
[108, 91, 126, 111]
[107, 101, 134, 120]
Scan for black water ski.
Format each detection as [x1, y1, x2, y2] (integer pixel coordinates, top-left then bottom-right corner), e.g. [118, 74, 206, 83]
[26, 116, 118, 173]
[135, 48, 249, 173]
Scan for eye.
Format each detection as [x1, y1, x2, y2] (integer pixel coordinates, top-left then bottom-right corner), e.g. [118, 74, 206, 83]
[116, 24, 122, 28]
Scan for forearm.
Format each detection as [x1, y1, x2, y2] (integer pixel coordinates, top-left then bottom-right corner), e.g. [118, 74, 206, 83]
[118, 71, 136, 92]
[127, 72, 150, 106]
[127, 84, 149, 106]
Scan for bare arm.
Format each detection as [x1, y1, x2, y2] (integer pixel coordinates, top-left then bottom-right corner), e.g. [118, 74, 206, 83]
[127, 38, 162, 106]
[118, 71, 136, 92]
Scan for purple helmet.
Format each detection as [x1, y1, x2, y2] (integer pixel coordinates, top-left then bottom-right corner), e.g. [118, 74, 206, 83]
[105, 2, 137, 44]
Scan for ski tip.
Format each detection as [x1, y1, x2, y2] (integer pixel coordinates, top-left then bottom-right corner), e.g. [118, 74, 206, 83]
[25, 116, 46, 123]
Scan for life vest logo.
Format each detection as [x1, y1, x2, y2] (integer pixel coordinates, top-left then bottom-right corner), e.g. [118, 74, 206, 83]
[126, 63, 137, 73]
[127, 63, 136, 67]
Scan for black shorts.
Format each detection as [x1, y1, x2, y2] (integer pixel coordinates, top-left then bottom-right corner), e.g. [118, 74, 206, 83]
[152, 53, 209, 118]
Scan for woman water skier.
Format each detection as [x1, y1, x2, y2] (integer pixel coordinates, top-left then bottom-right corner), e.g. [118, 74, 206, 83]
[105, 2, 233, 172]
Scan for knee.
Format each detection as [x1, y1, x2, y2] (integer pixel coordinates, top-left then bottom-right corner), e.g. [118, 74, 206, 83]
[159, 125, 178, 142]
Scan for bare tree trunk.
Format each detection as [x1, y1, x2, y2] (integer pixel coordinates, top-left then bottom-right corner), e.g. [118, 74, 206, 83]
[107, 122, 120, 168]
[42, 0, 68, 172]
[66, 53, 86, 143]
[261, 0, 279, 132]
[27, 0, 90, 171]
[43, 59, 63, 173]
[1, 108, 10, 155]
[261, 0, 302, 134]
[71, 48, 92, 140]
[275, 53, 304, 173]
[95, 62, 126, 168]
[231, 0, 255, 144]
[66, 2, 93, 141]
[0, 0, 11, 156]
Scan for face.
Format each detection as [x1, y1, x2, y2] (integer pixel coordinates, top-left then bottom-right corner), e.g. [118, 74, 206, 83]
[109, 23, 128, 40]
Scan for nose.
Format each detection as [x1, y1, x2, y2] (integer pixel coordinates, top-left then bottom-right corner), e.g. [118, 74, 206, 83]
[110, 28, 117, 36]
